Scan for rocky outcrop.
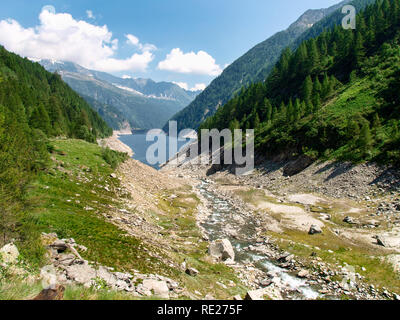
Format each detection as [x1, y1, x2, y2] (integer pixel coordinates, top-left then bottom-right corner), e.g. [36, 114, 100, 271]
[39, 233, 182, 299]
[140, 280, 170, 299]
[208, 239, 235, 262]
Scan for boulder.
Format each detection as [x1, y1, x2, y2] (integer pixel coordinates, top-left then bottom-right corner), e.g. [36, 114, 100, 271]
[343, 216, 356, 224]
[56, 254, 75, 267]
[283, 155, 314, 177]
[40, 265, 58, 288]
[278, 253, 294, 263]
[376, 236, 387, 247]
[297, 269, 310, 279]
[142, 280, 169, 299]
[0, 243, 19, 264]
[309, 225, 322, 235]
[185, 267, 199, 277]
[65, 263, 96, 286]
[208, 239, 235, 262]
[49, 240, 68, 253]
[97, 266, 117, 287]
[245, 289, 265, 300]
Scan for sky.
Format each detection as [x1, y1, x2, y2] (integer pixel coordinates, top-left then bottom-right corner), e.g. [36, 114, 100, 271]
[0, 0, 341, 91]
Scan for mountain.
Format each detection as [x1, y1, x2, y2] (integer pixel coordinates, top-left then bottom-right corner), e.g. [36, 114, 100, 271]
[201, 0, 400, 165]
[165, 0, 352, 132]
[39, 60, 201, 130]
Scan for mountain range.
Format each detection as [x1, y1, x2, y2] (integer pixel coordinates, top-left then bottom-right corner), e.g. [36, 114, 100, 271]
[38, 60, 201, 130]
[164, 0, 355, 132]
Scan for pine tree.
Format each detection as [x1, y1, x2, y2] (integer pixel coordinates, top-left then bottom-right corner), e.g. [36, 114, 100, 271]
[294, 99, 301, 121]
[353, 31, 366, 68]
[312, 93, 321, 112]
[347, 119, 360, 140]
[302, 76, 313, 102]
[229, 118, 240, 133]
[358, 123, 373, 155]
[253, 112, 260, 129]
[313, 76, 322, 96]
[305, 100, 314, 116]
[286, 99, 294, 123]
[321, 73, 331, 99]
[372, 113, 381, 131]
[30, 104, 52, 135]
[307, 39, 320, 72]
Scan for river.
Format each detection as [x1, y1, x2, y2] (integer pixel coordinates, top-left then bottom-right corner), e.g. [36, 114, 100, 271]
[197, 180, 320, 300]
[118, 133, 319, 299]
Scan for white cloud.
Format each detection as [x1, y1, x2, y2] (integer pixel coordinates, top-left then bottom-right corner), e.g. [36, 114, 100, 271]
[158, 48, 222, 76]
[122, 75, 132, 79]
[86, 10, 94, 19]
[126, 34, 139, 46]
[126, 34, 156, 52]
[173, 81, 206, 92]
[42, 5, 56, 15]
[191, 83, 206, 91]
[0, 9, 154, 73]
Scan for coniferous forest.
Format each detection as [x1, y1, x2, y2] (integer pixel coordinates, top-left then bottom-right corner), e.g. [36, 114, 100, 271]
[0, 46, 112, 246]
[200, 0, 400, 165]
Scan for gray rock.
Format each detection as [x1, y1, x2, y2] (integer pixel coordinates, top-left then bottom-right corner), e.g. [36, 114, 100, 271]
[208, 239, 235, 262]
[50, 240, 68, 252]
[142, 279, 169, 299]
[297, 269, 310, 279]
[185, 267, 199, 277]
[309, 225, 322, 235]
[376, 236, 387, 247]
[245, 289, 265, 300]
[343, 216, 356, 224]
[0, 243, 19, 264]
[56, 254, 76, 266]
[65, 263, 96, 286]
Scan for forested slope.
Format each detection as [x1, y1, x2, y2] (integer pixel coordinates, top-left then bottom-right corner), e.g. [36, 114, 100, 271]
[165, 1, 352, 132]
[0, 46, 112, 247]
[200, 0, 400, 165]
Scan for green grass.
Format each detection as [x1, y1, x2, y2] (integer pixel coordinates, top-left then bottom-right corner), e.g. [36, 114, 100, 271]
[0, 275, 42, 300]
[27, 139, 172, 276]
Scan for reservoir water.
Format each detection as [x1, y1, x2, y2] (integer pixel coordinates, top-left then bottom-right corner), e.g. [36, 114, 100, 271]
[118, 132, 191, 170]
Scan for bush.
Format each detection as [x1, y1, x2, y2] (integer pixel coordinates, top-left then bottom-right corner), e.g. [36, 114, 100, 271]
[101, 148, 129, 169]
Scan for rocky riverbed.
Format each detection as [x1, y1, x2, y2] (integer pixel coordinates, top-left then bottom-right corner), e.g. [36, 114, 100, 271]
[162, 150, 400, 300]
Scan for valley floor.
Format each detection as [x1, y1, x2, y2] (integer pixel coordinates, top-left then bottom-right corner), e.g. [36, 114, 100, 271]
[162, 156, 400, 299]
[1, 137, 400, 300]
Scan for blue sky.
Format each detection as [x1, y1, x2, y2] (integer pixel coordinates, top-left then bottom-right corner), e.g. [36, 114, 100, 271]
[0, 0, 341, 90]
